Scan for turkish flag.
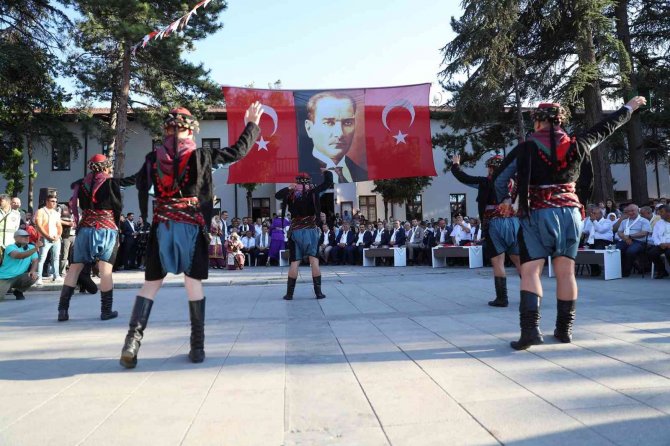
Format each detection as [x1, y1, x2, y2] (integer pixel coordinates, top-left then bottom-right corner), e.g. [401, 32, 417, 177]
[364, 84, 436, 179]
[224, 87, 299, 183]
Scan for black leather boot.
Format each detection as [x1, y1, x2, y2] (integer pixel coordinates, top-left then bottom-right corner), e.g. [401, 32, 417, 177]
[510, 291, 544, 350]
[120, 296, 153, 369]
[313, 275, 326, 299]
[188, 298, 206, 363]
[554, 299, 576, 343]
[488, 276, 509, 307]
[57, 285, 75, 322]
[283, 277, 297, 300]
[100, 289, 118, 320]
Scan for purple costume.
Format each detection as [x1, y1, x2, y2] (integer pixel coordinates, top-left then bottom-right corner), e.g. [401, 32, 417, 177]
[269, 217, 289, 261]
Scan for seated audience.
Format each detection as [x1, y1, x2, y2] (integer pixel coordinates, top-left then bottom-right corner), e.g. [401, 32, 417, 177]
[331, 222, 356, 265]
[615, 204, 651, 277]
[241, 230, 256, 266]
[405, 219, 424, 265]
[255, 225, 271, 266]
[583, 207, 614, 276]
[648, 204, 670, 279]
[450, 215, 471, 245]
[355, 223, 374, 264]
[388, 220, 406, 248]
[319, 224, 336, 264]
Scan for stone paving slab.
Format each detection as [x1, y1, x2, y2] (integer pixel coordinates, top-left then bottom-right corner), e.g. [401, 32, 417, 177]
[1, 266, 669, 445]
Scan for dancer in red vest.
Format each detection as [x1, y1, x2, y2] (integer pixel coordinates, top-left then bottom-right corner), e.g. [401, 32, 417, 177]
[120, 103, 263, 368]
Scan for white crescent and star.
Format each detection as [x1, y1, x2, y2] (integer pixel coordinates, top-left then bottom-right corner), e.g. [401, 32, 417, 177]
[255, 103, 278, 151]
[381, 99, 415, 145]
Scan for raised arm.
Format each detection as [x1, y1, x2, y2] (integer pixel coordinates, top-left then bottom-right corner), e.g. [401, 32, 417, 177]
[210, 102, 264, 165]
[313, 171, 334, 194]
[493, 145, 520, 202]
[275, 187, 290, 200]
[450, 154, 486, 189]
[577, 96, 646, 152]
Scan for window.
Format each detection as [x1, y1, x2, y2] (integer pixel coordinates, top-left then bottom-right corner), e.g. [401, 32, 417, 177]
[52, 144, 71, 171]
[252, 198, 271, 220]
[202, 138, 221, 150]
[406, 194, 423, 220]
[359, 195, 377, 222]
[449, 194, 467, 219]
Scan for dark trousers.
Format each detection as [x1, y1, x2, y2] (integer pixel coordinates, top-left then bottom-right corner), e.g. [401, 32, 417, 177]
[122, 238, 137, 268]
[242, 248, 257, 266]
[616, 239, 646, 275]
[255, 248, 269, 266]
[647, 245, 670, 275]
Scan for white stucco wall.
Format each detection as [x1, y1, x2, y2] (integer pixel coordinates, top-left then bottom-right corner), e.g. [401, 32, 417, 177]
[4, 115, 668, 222]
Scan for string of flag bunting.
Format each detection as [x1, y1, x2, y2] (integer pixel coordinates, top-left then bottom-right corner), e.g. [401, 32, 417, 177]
[131, 0, 215, 56]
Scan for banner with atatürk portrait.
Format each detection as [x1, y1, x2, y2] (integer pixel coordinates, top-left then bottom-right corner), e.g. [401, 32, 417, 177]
[223, 83, 436, 184]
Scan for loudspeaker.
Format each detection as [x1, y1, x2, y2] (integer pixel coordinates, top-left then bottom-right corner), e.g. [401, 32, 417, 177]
[38, 187, 58, 208]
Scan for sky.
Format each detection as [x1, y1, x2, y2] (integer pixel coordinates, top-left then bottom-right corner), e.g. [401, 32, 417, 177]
[63, 0, 463, 105]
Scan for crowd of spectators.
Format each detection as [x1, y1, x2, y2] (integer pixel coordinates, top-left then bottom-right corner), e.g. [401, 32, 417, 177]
[2, 193, 669, 302]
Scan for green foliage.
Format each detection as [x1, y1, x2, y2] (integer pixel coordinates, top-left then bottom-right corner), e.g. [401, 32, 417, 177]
[372, 177, 433, 220]
[68, 0, 228, 138]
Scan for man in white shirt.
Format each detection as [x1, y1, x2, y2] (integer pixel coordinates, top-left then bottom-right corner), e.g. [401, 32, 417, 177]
[450, 215, 471, 245]
[388, 220, 406, 247]
[255, 225, 271, 266]
[582, 207, 614, 276]
[241, 230, 256, 266]
[319, 224, 335, 264]
[355, 223, 373, 264]
[614, 204, 652, 277]
[0, 194, 22, 250]
[648, 205, 670, 279]
[371, 221, 387, 248]
[254, 218, 263, 237]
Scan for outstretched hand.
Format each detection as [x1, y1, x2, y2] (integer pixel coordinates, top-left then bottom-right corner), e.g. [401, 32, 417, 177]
[244, 101, 264, 126]
[625, 96, 647, 111]
[451, 154, 461, 165]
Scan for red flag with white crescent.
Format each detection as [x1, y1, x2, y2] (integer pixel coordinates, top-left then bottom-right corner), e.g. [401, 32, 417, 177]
[222, 83, 435, 183]
[224, 87, 299, 183]
[364, 84, 436, 179]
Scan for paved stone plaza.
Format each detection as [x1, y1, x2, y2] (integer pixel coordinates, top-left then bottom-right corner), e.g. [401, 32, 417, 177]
[1, 266, 670, 445]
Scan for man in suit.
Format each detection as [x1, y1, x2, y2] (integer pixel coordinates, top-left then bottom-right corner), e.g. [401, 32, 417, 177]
[255, 225, 271, 266]
[121, 212, 138, 269]
[241, 229, 256, 266]
[299, 91, 367, 183]
[240, 217, 254, 236]
[388, 220, 406, 248]
[370, 221, 389, 248]
[318, 224, 336, 264]
[405, 219, 425, 265]
[354, 223, 374, 264]
[331, 222, 356, 265]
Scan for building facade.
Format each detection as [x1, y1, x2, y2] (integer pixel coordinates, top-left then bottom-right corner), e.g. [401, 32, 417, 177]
[4, 110, 669, 222]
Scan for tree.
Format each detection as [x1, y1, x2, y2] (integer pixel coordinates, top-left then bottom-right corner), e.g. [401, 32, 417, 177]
[438, 0, 638, 202]
[240, 183, 259, 218]
[68, 0, 227, 177]
[1, 3, 79, 209]
[372, 177, 433, 221]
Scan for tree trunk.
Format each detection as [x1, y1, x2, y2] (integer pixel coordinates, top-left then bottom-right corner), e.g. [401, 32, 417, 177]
[614, 0, 648, 204]
[383, 198, 389, 221]
[246, 190, 253, 218]
[514, 75, 525, 143]
[110, 43, 132, 178]
[577, 25, 613, 203]
[27, 132, 34, 213]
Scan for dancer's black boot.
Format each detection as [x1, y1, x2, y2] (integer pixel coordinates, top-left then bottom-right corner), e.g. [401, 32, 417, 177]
[488, 276, 509, 307]
[120, 296, 153, 369]
[554, 299, 576, 343]
[188, 298, 206, 363]
[510, 291, 544, 350]
[100, 289, 118, 320]
[313, 275, 326, 299]
[283, 277, 297, 300]
[57, 285, 75, 321]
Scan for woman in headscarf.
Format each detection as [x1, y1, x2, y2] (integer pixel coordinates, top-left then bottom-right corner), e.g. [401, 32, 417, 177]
[275, 171, 333, 300]
[209, 214, 226, 269]
[119, 103, 263, 368]
[493, 96, 646, 350]
[225, 232, 245, 270]
[57, 154, 137, 322]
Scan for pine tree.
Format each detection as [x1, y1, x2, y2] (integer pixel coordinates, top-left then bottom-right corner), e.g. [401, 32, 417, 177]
[68, 0, 227, 177]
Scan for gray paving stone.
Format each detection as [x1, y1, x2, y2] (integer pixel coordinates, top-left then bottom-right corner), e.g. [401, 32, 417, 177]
[2, 266, 670, 445]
